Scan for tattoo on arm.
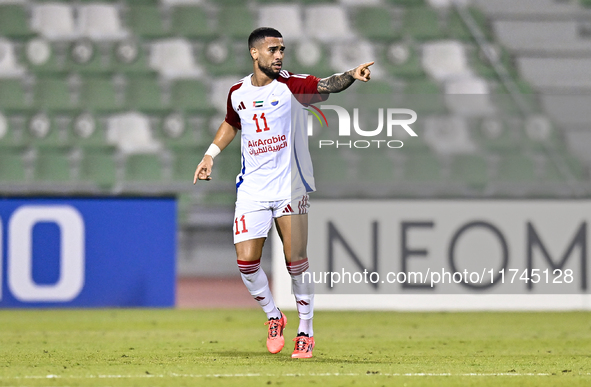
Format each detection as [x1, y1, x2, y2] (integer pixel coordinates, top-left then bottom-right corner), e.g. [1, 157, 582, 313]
[317, 69, 355, 94]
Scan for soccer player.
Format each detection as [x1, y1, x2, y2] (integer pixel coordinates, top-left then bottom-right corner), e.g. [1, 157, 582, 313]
[194, 27, 372, 358]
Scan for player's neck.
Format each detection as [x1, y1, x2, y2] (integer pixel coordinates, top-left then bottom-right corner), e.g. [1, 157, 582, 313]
[251, 71, 275, 87]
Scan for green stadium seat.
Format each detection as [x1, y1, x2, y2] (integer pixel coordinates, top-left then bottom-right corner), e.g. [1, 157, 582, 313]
[126, 5, 169, 38]
[67, 41, 112, 74]
[171, 6, 216, 38]
[217, 7, 255, 38]
[405, 152, 441, 181]
[358, 151, 397, 182]
[79, 149, 117, 188]
[112, 41, 153, 74]
[450, 154, 488, 188]
[201, 41, 252, 76]
[34, 78, 75, 111]
[34, 149, 72, 182]
[380, 43, 424, 79]
[81, 77, 120, 112]
[158, 115, 208, 149]
[126, 76, 166, 112]
[22, 40, 67, 74]
[354, 7, 402, 41]
[0, 119, 27, 149]
[172, 147, 204, 182]
[24, 114, 69, 149]
[542, 155, 585, 182]
[312, 151, 351, 183]
[69, 113, 113, 149]
[0, 79, 29, 111]
[124, 153, 163, 182]
[0, 5, 34, 38]
[0, 150, 26, 182]
[447, 7, 492, 42]
[403, 6, 443, 41]
[497, 154, 536, 181]
[201, 190, 237, 207]
[403, 78, 446, 114]
[292, 42, 334, 78]
[170, 80, 211, 112]
[214, 148, 242, 182]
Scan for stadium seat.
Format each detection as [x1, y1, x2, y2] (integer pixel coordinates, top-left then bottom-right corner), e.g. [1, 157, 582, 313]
[312, 151, 352, 183]
[78, 4, 128, 41]
[403, 6, 443, 41]
[69, 113, 113, 149]
[126, 4, 170, 38]
[124, 153, 163, 182]
[450, 154, 488, 188]
[292, 41, 333, 78]
[112, 41, 154, 74]
[34, 148, 72, 182]
[156, 114, 207, 148]
[0, 38, 26, 78]
[258, 4, 304, 41]
[149, 39, 202, 79]
[125, 76, 166, 112]
[214, 148, 242, 182]
[67, 41, 113, 74]
[25, 113, 71, 149]
[0, 115, 26, 149]
[217, 7, 256, 39]
[404, 152, 441, 181]
[172, 147, 204, 182]
[447, 7, 492, 41]
[304, 5, 353, 41]
[403, 78, 446, 114]
[107, 112, 161, 154]
[422, 40, 472, 82]
[79, 148, 118, 188]
[354, 7, 402, 41]
[0, 4, 32, 38]
[23, 39, 67, 74]
[31, 3, 78, 41]
[0, 79, 29, 111]
[497, 154, 536, 181]
[81, 77, 121, 112]
[380, 43, 425, 79]
[358, 151, 398, 182]
[0, 150, 26, 182]
[170, 5, 216, 38]
[34, 77, 75, 111]
[171, 80, 211, 111]
[200, 41, 252, 76]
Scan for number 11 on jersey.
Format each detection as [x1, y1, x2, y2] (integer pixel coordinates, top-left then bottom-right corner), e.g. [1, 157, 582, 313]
[253, 113, 270, 133]
[235, 215, 248, 235]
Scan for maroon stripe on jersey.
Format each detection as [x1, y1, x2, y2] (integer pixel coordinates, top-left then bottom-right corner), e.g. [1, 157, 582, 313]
[225, 80, 244, 129]
[286, 258, 309, 276]
[276, 71, 329, 106]
[237, 259, 261, 274]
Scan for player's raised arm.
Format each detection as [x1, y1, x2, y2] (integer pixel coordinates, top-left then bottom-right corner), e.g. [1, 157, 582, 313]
[193, 121, 238, 183]
[317, 61, 374, 94]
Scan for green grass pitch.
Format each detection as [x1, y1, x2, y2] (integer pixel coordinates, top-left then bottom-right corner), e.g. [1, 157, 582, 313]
[1, 309, 590, 386]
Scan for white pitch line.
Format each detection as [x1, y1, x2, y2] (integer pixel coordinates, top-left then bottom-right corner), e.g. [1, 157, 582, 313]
[2, 372, 590, 379]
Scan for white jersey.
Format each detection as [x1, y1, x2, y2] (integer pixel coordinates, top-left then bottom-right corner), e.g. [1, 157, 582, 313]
[225, 70, 328, 202]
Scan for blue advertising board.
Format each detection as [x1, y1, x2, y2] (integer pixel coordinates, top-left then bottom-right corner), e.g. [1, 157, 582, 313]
[0, 197, 176, 308]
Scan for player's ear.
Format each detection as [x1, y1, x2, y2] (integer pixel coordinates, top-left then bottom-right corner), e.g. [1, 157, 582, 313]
[250, 47, 258, 61]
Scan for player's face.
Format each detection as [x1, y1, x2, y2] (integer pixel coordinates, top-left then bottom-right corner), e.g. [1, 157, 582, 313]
[253, 37, 285, 79]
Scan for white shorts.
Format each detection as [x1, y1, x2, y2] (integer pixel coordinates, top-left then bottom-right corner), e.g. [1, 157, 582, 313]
[233, 195, 310, 244]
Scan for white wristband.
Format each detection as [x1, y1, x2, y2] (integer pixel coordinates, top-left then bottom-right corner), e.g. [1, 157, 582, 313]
[205, 143, 221, 159]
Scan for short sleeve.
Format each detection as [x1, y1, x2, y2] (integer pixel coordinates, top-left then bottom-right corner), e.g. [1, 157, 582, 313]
[224, 88, 242, 129]
[285, 74, 330, 106]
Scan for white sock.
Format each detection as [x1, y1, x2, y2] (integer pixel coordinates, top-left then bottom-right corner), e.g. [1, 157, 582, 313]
[287, 258, 315, 337]
[238, 259, 281, 320]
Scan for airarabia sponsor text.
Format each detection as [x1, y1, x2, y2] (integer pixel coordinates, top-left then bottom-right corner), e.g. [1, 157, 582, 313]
[247, 135, 287, 156]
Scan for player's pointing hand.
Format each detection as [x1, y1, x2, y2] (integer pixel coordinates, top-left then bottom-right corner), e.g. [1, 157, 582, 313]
[353, 61, 374, 82]
[193, 155, 213, 184]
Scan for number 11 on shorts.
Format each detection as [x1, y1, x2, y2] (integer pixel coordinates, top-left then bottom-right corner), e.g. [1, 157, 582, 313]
[235, 215, 248, 235]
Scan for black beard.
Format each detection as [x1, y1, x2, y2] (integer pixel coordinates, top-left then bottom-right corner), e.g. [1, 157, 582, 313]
[258, 61, 280, 79]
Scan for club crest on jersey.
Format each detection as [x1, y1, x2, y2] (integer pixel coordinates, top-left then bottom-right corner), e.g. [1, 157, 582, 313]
[271, 98, 279, 107]
[253, 100, 263, 108]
